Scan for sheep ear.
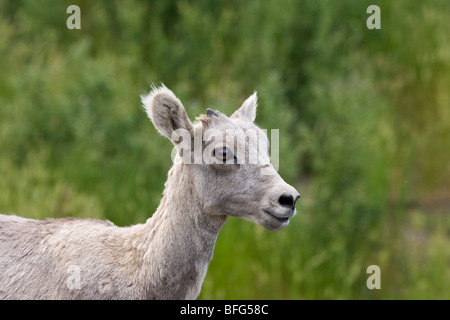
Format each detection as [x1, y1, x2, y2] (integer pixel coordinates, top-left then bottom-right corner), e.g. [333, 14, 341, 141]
[141, 85, 193, 141]
[231, 91, 258, 122]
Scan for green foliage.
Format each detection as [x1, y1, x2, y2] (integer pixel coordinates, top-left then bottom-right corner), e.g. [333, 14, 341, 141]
[0, 0, 449, 299]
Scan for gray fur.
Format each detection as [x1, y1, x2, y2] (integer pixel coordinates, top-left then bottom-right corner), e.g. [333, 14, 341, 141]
[0, 85, 299, 299]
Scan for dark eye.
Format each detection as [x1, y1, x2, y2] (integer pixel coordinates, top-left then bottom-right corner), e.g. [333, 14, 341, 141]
[213, 147, 235, 163]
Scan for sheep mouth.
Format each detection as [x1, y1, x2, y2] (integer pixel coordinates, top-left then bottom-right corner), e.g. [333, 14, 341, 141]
[263, 209, 290, 224]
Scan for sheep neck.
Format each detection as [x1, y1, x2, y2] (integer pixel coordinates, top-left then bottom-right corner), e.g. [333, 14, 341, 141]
[137, 163, 227, 299]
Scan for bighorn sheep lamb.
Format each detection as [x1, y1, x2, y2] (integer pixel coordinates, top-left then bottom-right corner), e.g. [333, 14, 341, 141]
[0, 85, 300, 299]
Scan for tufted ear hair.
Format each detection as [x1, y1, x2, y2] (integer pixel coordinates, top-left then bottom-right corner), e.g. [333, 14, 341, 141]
[230, 91, 258, 122]
[141, 84, 193, 141]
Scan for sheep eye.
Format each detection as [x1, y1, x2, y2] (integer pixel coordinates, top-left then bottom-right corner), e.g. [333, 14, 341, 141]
[213, 147, 234, 163]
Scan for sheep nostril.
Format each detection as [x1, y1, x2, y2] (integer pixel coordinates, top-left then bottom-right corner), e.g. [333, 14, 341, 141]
[294, 194, 301, 206]
[278, 194, 294, 208]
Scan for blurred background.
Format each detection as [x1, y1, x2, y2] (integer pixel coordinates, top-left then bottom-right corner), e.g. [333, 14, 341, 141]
[0, 0, 449, 299]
